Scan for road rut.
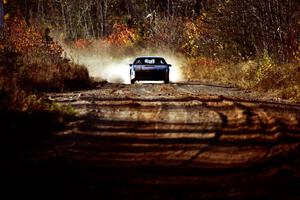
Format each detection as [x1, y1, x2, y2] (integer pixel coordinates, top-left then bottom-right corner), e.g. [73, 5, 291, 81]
[16, 83, 300, 199]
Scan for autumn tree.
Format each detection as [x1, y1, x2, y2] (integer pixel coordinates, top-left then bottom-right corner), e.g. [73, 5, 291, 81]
[2, 0, 299, 62]
[207, 0, 300, 62]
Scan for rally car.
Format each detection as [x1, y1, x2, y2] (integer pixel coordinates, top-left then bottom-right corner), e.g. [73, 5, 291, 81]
[129, 57, 171, 84]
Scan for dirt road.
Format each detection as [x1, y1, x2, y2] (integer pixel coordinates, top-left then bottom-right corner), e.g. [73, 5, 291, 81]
[10, 83, 300, 199]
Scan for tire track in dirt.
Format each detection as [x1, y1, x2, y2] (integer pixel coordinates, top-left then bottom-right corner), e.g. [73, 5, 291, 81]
[41, 83, 300, 199]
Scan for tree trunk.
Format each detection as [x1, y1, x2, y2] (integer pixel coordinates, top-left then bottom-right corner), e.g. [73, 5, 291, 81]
[0, 0, 4, 29]
[167, 0, 174, 17]
[60, 0, 67, 37]
[195, 0, 202, 16]
[99, 0, 106, 37]
[24, 0, 30, 24]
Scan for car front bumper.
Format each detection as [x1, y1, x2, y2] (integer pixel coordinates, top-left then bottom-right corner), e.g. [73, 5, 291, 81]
[133, 70, 167, 81]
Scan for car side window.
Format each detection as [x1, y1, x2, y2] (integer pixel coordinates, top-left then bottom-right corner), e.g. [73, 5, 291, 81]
[157, 59, 166, 65]
[134, 59, 143, 65]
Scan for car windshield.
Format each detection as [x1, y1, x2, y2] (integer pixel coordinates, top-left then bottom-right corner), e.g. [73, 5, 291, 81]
[134, 58, 167, 65]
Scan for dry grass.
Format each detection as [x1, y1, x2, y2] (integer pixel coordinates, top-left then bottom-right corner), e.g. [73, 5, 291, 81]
[184, 56, 300, 102]
[0, 17, 91, 112]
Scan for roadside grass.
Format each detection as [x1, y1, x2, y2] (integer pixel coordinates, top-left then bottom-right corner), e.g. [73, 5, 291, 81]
[0, 17, 91, 139]
[184, 56, 300, 102]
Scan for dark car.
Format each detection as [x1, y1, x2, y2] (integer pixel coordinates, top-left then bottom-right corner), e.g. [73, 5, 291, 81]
[129, 57, 171, 84]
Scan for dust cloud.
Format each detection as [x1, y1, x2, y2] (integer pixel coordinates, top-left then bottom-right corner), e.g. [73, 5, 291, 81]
[59, 40, 185, 84]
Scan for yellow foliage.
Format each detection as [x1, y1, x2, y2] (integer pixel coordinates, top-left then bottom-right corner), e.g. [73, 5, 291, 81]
[256, 51, 274, 83]
[4, 13, 9, 21]
[181, 18, 212, 57]
[294, 45, 300, 62]
[107, 23, 138, 47]
[182, 21, 200, 57]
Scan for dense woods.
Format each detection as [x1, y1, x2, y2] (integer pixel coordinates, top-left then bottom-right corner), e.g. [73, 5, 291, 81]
[1, 0, 300, 105]
[3, 0, 299, 62]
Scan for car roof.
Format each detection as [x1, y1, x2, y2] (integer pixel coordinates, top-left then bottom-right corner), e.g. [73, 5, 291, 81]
[134, 56, 165, 59]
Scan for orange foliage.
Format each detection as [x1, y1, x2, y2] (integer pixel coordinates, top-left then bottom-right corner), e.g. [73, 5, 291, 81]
[189, 57, 220, 68]
[107, 23, 137, 47]
[6, 16, 63, 57]
[74, 39, 93, 49]
[183, 57, 224, 81]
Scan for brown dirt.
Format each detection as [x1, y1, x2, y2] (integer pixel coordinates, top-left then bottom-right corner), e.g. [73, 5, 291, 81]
[4, 82, 300, 199]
